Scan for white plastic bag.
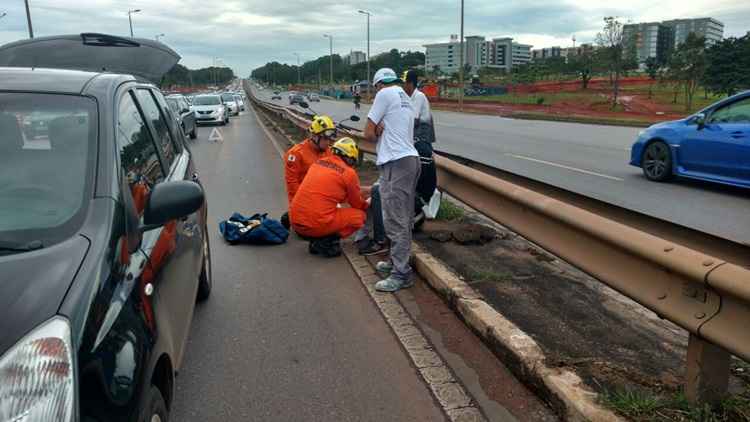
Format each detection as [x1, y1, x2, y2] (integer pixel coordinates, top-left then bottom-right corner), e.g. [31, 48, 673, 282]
[423, 189, 442, 219]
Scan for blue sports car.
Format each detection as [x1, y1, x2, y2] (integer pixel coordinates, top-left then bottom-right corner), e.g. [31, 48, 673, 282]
[630, 91, 750, 188]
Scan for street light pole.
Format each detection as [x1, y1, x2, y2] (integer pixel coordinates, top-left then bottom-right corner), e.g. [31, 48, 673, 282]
[358, 10, 371, 98]
[127, 9, 141, 38]
[293, 53, 301, 85]
[458, 0, 464, 111]
[323, 34, 333, 87]
[24, 0, 34, 38]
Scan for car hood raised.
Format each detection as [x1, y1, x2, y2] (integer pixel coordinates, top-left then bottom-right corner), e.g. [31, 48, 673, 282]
[0, 33, 180, 83]
[0, 235, 89, 354]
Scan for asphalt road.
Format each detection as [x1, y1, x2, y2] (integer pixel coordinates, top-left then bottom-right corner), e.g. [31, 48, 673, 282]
[253, 87, 750, 245]
[170, 111, 447, 421]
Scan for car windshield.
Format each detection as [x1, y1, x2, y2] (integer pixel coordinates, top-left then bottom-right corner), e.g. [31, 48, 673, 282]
[0, 93, 96, 248]
[193, 96, 221, 106]
[221, 93, 235, 102]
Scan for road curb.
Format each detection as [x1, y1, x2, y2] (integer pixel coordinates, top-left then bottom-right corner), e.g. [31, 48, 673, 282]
[411, 244, 624, 422]
[341, 243, 488, 422]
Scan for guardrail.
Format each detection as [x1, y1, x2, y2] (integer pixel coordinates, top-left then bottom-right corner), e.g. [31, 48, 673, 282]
[244, 81, 750, 405]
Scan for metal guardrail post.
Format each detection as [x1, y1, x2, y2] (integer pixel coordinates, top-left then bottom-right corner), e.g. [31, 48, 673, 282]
[686, 333, 731, 404]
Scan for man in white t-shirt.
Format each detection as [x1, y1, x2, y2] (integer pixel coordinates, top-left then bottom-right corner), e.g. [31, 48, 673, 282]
[364, 67, 420, 292]
[402, 69, 436, 144]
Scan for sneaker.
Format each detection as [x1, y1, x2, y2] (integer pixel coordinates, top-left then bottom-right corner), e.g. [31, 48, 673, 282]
[358, 240, 389, 256]
[375, 261, 393, 274]
[375, 276, 413, 292]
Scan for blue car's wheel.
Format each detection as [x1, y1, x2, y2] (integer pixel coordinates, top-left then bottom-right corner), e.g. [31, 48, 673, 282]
[642, 141, 673, 182]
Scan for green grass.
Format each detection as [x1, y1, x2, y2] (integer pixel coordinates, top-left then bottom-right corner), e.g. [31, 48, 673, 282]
[435, 199, 465, 221]
[600, 387, 750, 422]
[508, 112, 653, 127]
[466, 91, 595, 106]
[467, 267, 512, 283]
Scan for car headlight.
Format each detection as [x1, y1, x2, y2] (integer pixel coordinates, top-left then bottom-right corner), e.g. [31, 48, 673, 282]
[0, 317, 75, 422]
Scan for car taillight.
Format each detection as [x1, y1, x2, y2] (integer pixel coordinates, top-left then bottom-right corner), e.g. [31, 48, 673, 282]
[0, 317, 75, 422]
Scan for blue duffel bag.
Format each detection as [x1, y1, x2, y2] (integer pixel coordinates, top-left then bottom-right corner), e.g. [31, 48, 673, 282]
[219, 212, 289, 245]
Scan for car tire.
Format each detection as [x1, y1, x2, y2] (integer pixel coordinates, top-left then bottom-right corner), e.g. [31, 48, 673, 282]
[642, 140, 673, 182]
[197, 228, 212, 302]
[139, 386, 168, 422]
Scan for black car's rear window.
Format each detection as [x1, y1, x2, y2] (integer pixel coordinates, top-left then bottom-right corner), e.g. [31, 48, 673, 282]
[0, 93, 97, 248]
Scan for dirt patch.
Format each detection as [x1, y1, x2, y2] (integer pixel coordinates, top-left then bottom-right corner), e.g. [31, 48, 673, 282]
[417, 219, 685, 393]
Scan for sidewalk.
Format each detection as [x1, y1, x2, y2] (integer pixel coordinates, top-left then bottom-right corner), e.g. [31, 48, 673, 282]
[170, 110, 446, 421]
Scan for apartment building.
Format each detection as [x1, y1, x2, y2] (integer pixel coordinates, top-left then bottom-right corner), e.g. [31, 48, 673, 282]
[425, 35, 532, 74]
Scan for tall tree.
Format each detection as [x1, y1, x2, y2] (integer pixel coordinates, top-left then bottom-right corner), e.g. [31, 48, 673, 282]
[669, 33, 707, 111]
[596, 17, 626, 109]
[567, 50, 596, 89]
[702, 35, 750, 97]
[644, 56, 660, 99]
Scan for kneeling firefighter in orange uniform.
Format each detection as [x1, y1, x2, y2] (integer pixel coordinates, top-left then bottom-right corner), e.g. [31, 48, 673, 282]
[290, 138, 369, 257]
[280, 115, 336, 229]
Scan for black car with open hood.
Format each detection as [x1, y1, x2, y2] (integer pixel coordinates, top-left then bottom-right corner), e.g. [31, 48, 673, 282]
[0, 34, 212, 422]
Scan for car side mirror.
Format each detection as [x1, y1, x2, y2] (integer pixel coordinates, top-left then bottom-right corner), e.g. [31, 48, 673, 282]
[182, 108, 191, 114]
[299, 102, 309, 109]
[350, 115, 360, 122]
[693, 113, 706, 130]
[141, 181, 204, 231]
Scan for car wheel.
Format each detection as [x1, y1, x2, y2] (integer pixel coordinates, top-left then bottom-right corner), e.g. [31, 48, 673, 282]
[197, 228, 212, 302]
[642, 141, 673, 182]
[139, 386, 168, 422]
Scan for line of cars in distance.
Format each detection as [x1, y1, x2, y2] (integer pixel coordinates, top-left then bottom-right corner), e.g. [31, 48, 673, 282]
[165, 89, 246, 133]
[268, 90, 319, 104]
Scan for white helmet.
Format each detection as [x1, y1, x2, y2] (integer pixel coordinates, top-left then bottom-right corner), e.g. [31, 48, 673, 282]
[372, 68, 399, 86]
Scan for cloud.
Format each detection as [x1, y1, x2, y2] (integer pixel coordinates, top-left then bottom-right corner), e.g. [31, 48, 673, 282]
[0, 0, 747, 75]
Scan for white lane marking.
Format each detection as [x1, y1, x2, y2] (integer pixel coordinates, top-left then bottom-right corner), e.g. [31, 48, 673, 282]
[505, 153, 624, 181]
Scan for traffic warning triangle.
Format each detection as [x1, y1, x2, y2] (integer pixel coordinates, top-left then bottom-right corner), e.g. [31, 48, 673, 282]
[208, 127, 224, 143]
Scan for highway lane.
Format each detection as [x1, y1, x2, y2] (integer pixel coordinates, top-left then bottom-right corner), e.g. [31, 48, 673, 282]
[170, 111, 447, 421]
[252, 86, 750, 245]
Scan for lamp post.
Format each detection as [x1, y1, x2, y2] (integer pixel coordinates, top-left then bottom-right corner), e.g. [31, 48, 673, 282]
[458, 0, 464, 111]
[358, 10, 371, 97]
[24, 1, 33, 38]
[323, 34, 333, 87]
[155, 33, 165, 42]
[293, 53, 301, 85]
[127, 9, 141, 38]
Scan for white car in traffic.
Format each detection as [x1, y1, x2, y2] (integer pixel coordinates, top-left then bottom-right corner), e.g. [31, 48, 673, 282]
[191, 94, 229, 125]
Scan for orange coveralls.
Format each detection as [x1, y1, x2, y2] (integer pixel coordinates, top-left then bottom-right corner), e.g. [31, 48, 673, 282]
[284, 139, 331, 205]
[290, 155, 368, 239]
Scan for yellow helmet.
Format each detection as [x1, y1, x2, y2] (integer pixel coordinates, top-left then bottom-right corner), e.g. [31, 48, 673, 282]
[331, 137, 359, 161]
[309, 115, 336, 136]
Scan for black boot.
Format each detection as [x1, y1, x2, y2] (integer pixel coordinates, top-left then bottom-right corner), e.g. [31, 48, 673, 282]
[280, 212, 290, 230]
[318, 234, 342, 258]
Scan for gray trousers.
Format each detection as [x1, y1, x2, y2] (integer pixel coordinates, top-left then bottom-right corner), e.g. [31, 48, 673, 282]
[379, 156, 421, 281]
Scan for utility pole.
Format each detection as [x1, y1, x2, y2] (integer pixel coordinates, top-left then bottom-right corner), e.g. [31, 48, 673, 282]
[324, 34, 333, 87]
[458, 0, 464, 111]
[358, 10, 372, 98]
[293, 53, 301, 85]
[24, 1, 34, 38]
[127, 9, 141, 38]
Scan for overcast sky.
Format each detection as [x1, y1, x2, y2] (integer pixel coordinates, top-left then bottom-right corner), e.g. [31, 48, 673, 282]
[0, 1, 748, 76]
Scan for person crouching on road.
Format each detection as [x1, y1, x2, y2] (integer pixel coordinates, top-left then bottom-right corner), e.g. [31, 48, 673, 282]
[365, 67, 421, 293]
[280, 115, 336, 229]
[290, 138, 369, 257]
